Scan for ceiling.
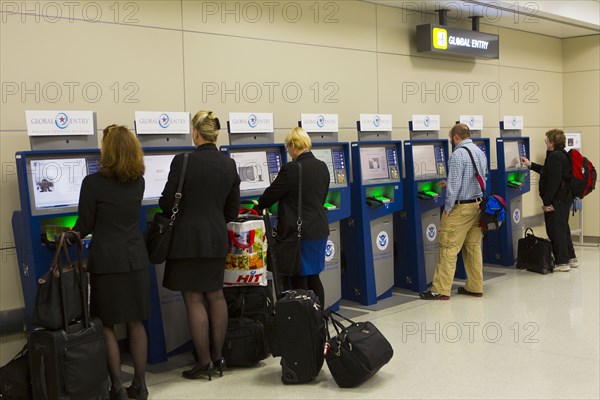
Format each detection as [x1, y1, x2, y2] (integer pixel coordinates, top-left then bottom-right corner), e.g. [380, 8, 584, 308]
[367, 0, 600, 38]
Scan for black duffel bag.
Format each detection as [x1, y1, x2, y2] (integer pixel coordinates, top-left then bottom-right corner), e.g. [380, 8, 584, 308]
[325, 312, 393, 388]
[222, 318, 269, 367]
[0, 344, 31, 400]
[516, 228, 555, 274]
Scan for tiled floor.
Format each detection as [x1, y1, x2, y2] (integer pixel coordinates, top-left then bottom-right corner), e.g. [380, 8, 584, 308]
[129, 246, 600, 399]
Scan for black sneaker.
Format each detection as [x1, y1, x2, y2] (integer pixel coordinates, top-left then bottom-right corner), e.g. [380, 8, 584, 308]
[419, 290, 449, 300]
[457, 287, 483, 297]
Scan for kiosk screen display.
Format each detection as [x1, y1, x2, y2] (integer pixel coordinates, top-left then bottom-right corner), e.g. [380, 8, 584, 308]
[29, 157, 93, 213]
[504, 141, 523, 170]
[412, 143, 446, 179]
[312, 146, 347, 188]
[230, 149, 283, 195]
[143, 154, 176, 202]
[359, 145, 400, 184]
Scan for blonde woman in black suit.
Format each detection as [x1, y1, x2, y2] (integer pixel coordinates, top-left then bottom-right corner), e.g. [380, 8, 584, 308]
[73, 126, 150, 400]
[160, 111, 241, 380]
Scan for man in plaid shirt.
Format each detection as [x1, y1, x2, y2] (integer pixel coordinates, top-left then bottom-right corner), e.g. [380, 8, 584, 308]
[420, 124, 488, 300]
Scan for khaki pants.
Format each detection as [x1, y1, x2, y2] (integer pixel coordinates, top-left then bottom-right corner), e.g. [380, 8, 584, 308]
[431, 202, 483, 296]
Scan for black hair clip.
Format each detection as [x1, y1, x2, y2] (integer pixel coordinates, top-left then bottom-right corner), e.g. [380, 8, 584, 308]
[214, 118, 221, 130]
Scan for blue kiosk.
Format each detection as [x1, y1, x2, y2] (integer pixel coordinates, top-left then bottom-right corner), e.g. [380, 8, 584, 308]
[298, 114, 351, 310]
[341, 114, 403, 305]
[455, 115, 491, 280]
[12, 110, 197, 364]
[484, 116, 530, 266]
[395, 115, 449, 292]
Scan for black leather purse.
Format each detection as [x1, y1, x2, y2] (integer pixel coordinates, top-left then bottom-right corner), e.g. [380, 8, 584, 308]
[271, 163, 303, 277]
[32, 232, 87, 330]
[145, 153, 189, 264]
[325, 311, 394, 388]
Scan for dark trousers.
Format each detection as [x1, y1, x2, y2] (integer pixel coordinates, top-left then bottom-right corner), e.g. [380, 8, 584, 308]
[544, 200, 576, 265]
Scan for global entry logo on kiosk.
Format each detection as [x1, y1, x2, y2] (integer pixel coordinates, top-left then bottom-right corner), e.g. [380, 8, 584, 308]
[158, 113, 171, 129]
[316, 115, 326, 128]
[373, 115, 381, 127]
[248, 114, 258, 128]
[325, 240, 335, 262]
[55, 112, 69, 129]
[426, 223, 437, 242]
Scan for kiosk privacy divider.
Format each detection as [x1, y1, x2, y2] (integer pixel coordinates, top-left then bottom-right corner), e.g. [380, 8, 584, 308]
[341, 114, 403, 305]
[395, 115, 449, 292]
[483, 116, 530, 266]
[298, 114, 351, 310]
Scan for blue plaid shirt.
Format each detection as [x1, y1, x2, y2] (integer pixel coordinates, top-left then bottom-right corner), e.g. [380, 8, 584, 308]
[445, 139, 488, 214]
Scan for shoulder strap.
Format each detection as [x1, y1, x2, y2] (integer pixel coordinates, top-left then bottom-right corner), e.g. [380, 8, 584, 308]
[171, 153, 189, 222]
[296, 163, 303, 238]
[461, 147, 485, 192]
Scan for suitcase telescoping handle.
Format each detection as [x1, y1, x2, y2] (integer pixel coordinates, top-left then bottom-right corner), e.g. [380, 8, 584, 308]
[52, 231, 90, 330]
[262, 208, 282, 298]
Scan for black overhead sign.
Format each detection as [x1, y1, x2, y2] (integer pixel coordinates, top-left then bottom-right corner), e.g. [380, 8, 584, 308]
[416, 24, 499, 59]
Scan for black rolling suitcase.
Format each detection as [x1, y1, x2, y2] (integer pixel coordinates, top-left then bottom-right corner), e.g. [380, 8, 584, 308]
[28, 233, 109, 400]
[262, 209, 326, 384]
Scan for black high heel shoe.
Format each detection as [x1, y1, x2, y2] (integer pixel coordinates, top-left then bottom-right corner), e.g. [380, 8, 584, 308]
[125, 381, 149, 400]
[182, 362, 214, 381]
[213, 357, 226, 377]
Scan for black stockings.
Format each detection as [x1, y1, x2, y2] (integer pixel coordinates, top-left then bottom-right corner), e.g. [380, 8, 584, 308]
[103, 321, 147, 391]
[183, 290, 228, 365]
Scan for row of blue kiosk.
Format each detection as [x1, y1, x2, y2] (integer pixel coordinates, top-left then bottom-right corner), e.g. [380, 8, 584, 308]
[12, 112, 530, 364]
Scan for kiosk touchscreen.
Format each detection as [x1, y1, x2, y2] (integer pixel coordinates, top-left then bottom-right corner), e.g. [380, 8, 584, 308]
[342, 140, 403, 305]
[220, 146, 286, 202]
[395, 119, 449, 292]
[484, 132, 530, 266]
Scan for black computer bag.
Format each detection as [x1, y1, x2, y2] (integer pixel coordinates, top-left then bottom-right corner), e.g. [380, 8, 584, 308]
[516, 228, 555, 274]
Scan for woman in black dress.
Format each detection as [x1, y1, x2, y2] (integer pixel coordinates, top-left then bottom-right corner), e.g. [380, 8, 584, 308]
[73, 125, 150, 400]
[160, 111, 240, 380]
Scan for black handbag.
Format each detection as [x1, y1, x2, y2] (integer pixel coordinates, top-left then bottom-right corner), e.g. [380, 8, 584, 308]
[145, 153, 189, 264]
[32, 232, 88, 330]
[271, 163, 303, 277]
[325, 311, 394, 388]
[517, 228, 555, 274]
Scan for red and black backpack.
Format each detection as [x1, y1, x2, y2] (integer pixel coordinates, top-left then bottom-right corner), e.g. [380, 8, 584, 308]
[567, 149, 597, 199]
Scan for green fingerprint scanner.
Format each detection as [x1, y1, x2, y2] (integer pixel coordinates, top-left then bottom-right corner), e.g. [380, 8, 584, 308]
[324, 202, 337, 210]
[508, 180, 522, 186]
[424, 190, 439, 197]
[374, 195, 391, 204]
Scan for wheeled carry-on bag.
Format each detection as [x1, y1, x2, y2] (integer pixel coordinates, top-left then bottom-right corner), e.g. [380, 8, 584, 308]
[28, 232, 109, 400]
[262, 209, 326, 384]
[516, 228, 555, 274]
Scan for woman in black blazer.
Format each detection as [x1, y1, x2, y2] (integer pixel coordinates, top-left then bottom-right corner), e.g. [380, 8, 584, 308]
[73, 126, 150, 400]
[160, 111, 240, 380]
[257, 127, 330, 306]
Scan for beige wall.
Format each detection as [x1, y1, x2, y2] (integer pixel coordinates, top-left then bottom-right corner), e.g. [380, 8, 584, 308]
[563, 35, 600, 237]
[0, 0, 598, 362]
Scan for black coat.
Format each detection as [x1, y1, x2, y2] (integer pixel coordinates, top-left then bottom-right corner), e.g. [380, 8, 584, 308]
[531, 149, 573, 206]
[258, 151, 330, 240]
[74, 174, 148, 274]
[160, 143, 241, 259]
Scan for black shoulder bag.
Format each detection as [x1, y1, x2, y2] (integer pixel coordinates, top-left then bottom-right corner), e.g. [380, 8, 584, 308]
[272, 163, 303, 277]
[145, 153, 189, 264]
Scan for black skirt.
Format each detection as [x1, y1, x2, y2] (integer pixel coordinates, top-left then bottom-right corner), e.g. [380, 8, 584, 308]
[90, 268, 151, 325]
[163, 257, 226, 292]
